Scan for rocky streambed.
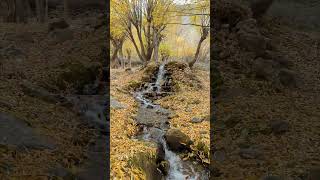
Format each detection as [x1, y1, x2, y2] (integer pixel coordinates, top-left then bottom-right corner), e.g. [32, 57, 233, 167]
[132, 63, 209, 180]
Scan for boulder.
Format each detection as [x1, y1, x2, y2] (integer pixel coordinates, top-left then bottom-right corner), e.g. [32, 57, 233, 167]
[270, 120, 289, 135]
[0, 112, 55, 150]
[164, 129, 192, 152]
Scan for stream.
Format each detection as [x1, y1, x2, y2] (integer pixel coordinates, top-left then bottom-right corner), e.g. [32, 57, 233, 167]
[133, 63, 209, 180]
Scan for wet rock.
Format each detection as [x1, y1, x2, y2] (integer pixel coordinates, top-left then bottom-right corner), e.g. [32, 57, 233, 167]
[164, 129, 193, 152]
[156, 143, 165, 163]
[136, 107, 168, 128]
[239, 147, 263, 159]
[278, 69, 297, 88]
[0, 112, 55, 150]
[270, 120, 289, 135]
[48, 18, 69, 32]
[158, 161, 170, 176]
[191, 117, 204, 123]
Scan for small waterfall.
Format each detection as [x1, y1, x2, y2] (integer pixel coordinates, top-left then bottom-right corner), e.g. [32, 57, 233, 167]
[155, 63, 166, 93]
[160, 138, 200, 180]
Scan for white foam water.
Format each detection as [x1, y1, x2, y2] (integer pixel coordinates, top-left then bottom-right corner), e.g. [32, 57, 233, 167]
[160, 138, 201, 180]
[155, 63, 166, 93]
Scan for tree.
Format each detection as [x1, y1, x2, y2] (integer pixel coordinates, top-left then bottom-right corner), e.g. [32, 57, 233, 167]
[113, 0, 173, 67]
[111, 0, 127, 68]
[182, 0, 210, 68]
[63, 0, 68, 19]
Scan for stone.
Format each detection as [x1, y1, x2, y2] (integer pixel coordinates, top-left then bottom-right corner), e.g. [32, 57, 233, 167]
[21, 80, 67, 104]
[164, 129, 193, 152]
[135, 107, 168, 129]
[0, 112, 55, 150]
[270, 120, 289, 135]
[239, 147, 262, 159]
[156, 143, 165, 163]
[191, 117, 204, 123]
[110, 96, 127, 109]
[278, 69, 297, 88]
[158, 161, 170, 176]
[213, 150, 225, 162]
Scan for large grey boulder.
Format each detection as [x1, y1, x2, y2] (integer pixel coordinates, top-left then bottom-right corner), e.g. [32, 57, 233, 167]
[0, 113, 55, 150]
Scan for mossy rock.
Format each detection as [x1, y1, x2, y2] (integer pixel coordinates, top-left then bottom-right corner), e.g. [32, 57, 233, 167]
[126, 80, 143, 91]
[166, 61, 189, 72]
[128, 152, 163, 179]
[55, 61, 101, 94]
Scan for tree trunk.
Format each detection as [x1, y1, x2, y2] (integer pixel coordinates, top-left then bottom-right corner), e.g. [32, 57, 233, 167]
[153, 33, 159, 63]
[189, 36, 205, 68]
[15, 0, 26, 23]
[45, 0, 48, 21]
[6, 0, 16, 22]
[64, 0, 68, 19]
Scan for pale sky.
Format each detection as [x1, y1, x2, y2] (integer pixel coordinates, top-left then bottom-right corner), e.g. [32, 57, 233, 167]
[174, 0, 192, 5]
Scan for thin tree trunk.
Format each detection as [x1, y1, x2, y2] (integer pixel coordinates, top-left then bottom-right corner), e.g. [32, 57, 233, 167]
[189, 36, 205, 68]
[64, 0, 68, 20]
[45, 0, 48, 21]
[6, 0, 16, 22]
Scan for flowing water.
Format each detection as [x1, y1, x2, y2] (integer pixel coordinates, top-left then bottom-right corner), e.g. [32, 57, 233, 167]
[133, 62, 209, 180]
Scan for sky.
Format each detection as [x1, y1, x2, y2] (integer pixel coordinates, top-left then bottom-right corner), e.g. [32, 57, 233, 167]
[174, 0, 192, 5]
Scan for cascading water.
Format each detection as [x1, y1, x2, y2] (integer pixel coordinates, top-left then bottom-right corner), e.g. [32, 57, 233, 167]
[133, 62, 209, 180]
